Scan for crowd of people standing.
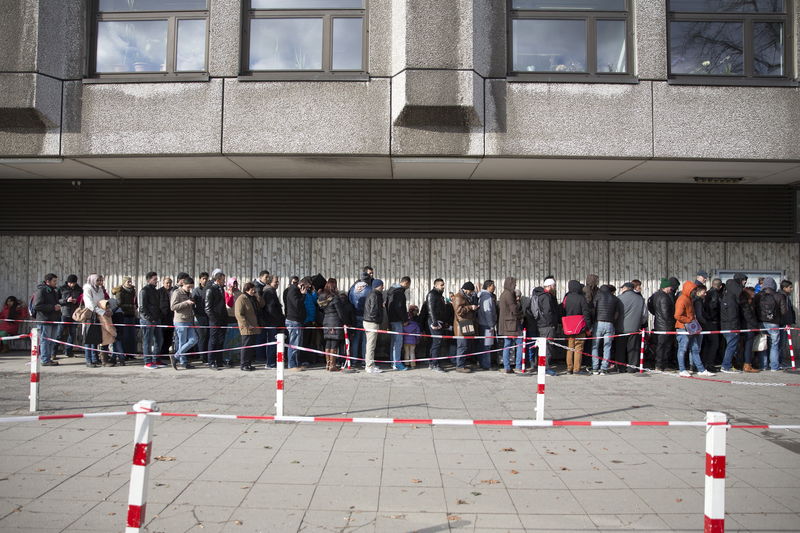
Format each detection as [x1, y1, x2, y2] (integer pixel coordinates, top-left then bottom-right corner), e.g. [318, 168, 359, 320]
[5, 266, 796, 376]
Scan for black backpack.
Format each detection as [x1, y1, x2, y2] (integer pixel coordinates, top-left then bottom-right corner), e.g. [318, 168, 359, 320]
[761, 293, 779, 322]
[529, 290, 542, 320]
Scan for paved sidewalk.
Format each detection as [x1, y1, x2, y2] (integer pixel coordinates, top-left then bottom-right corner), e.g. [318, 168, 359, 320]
[0, 351, 798, 532]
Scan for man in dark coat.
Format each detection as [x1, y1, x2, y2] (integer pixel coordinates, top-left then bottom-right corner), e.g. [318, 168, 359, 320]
[719, 273, 747, 372]
[531, 277, 559, 376]
[138, 271, 163, 369]
[425, 279, 448, 373]
[648, 278, 675, 371]
[618, 282, 647, 373]
[56, 274, 81, 357]
[563, 280, 592, 374]
[779, 280, 796, 367]
[204, 269, 228, 369]
[701, 278, 723, 370]
[755, 277, 787, 371]
[386, 277, 411, 371]
[284, 277, 307, 370]
[33, 273, 61, 365]
[261, 275, 284, 368]
[591, 285, 618, 374]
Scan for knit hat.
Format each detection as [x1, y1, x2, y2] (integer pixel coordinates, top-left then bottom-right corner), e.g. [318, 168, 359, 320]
[543, 278, 556, 288]
[66, 274, 78, 283]
[734, 272, 748, 282]
[461, 281, 475, 291]
[762, 277, 777, 291]
[697, 270, 709, 278]
[372, 279, 384, 289]
[660, 278, 671, 289]
[621, 282, 634, 290]
[211, 268, 223, 279]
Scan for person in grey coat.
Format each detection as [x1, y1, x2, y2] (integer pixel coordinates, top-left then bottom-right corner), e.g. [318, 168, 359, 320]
[476, 280, 497, 349]
[618, 282, 648, 373]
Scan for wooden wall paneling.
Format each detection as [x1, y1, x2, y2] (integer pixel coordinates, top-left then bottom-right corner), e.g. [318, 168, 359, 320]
[549, 239, 609, 299]
[724, 242, 799, 283]
[27, 236, 84, 295]
[194, 237, 253, 288]
[252, 237, 311, 303]
[608, 240, 666, 305]
[666, 241, 726, 286]
[490, 239, 549, 301]
[82, 235, 138, 294]
[310, 237, 370, 298]
[136, 236, 195, 292]
[370, 238, 430, 308]
[429, 238, 491, 299]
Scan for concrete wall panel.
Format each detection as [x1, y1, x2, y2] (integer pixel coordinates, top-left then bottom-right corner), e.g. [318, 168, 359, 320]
[83, 235, 138, 294]
[368, 0, 393, 76]
[37, 0, 85, 80]
[195, 237, 252, 286]
[634, 0, 667, 80]
[0, 74, 61, 157]
[549, 240, 609, 299]
[0, 0, 38, 72]
[489, 239, 549, 302]
[223, 79, 390, 155]
[311, 238, 370, 296]
[62, 80, 224, 156]
[252, 237, 312, 302]
[609, 240, 666, 304]
[653, 83, 800, 160]
[208, 0, 241, 77]
[430, 238, 490, 298]
[371, 238, 431, 308]
[485, 81, 654, 158]
[136, 237, 195, 292]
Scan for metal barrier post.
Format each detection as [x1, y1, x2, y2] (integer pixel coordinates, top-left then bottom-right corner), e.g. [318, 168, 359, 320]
[535, 337, 546, 422]
[639, 329, 646, 373]
[786, 326, 796, 371]
[521, 328, 527, 373]
[275, 333, 285, 417]
[126, 400, 158, 533]
[704, 411, 727, 533]
[343, 325, 351, 370]
[29, 327, 40, 412]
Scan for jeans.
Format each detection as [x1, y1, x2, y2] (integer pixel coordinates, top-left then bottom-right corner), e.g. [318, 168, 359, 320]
[721, 332, 740, 370]
[390, 321, 404, 366]
[84, 344, 99, 364]
[743, 331, 755, 365]
[455, 337, 472, 368]
[141, 319, 163, 365]
[760, 323, 781, 370]
[676, 330, 704, 372]
[591, 321, 615, 371]
[265, 328, 277, 367]
[351, 316, 365, 361]
[174, 322, 198, 365]
[429, 329, 443, 368]
[502, 337, 523, 371]
[39, 323, 56, 363]
[285, 320, 303, 368]
[55, 318, 76, 355]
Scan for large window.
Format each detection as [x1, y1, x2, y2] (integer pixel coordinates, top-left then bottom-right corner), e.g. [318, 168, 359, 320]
[243, 0, 367, 79]
[508, 0, 632, 81]
[91, 0, 208, 79]
[668, 0, 792, 84]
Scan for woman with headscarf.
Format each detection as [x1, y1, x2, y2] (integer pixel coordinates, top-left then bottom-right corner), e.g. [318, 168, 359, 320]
[0, 296, 29, 353]
[223, 277, 242, 367]
[83, 274, 108, 367]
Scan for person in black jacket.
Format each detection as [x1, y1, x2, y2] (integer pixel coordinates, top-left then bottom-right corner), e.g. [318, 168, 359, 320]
[425, 279, 447, 373]
[318, 279, 345, 372]
[386, 277, 411, 371]
[740, 287, 760, 372]
[720, 273, 746, 373]
[56, 274, 81, 357]
[363, 279, 385, 373]
[284, 278, 307, 370]
[261, 275, 284, 368]
[138, 271, 163, 369]
[33, 273, 62, 365]
[563, 280, 591, 374]
[192, 272, 210, 361]
[204, 269, 228, 369]
[591, 285, 618, 374]
[648, 278, 675, 371]
[755, 277, 787, 371]
[779, 280, 796, 368]
[532, 278, 560, 375]
[701, 278, 723, 371]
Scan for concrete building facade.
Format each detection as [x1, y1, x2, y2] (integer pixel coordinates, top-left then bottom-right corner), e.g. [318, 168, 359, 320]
[0, 0, 799, 307]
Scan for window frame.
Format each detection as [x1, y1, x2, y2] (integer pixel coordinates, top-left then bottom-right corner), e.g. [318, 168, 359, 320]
[506, 0, 637, 84]
[86, 0, 210, 83]
[667, 0, 797, 87]
[239, 1, 369, 82]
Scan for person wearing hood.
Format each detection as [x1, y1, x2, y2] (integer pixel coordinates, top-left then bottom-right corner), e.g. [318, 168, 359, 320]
[675, 280, 713, 377]
[363, 279, 385, 373]
[476, 280, 497, 350]
[32, 273, 62, 366]
[386, 277, 411, 371]
[618, 282, 647, 373]
[348, 266, 374, 365]
[754, 277, 787, 371]
[739, 287, 760, 373]
[531, 278, 560, 376]
[609, 285, 626, 372]
[701, 278, 723, 372]
[497, 278, 522, 373]
[56, 274, 81, 358]
[111, 276, 137, 359]
[591, 285, 618, 375]
[720, 273, 747, 373]
[283, 276, 307, 371]
[451, 282, 478, 373]
[648, 278, 675, 371]
[563, 280, 592, 374]
[583, 274, 600, 357]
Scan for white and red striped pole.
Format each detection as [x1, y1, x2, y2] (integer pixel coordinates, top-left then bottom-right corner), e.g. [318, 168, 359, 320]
[704, 411, 727, 533]
[639, 329, 646, 373]
[126, 400, 158, 533]
[786, 326, 796, 370]
[535, 337, 546, 422]
[29, 327, 40, 412]
[521, 328, 527, 373]
[343, 325, 351, 370]
[275, 333, 285, 417]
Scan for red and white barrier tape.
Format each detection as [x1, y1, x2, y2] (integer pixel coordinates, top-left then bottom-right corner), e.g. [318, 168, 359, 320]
[650, 326, 786, 336]
[0, 333, 31, 342]
[42, 337, 277, 360]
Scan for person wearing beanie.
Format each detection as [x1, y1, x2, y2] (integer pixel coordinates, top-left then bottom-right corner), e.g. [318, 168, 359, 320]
[56, 274, 81, 357]
[363, 279, 385, 373]
[754, 277, 787, 371]
[452, 281, 479, 373]
[648, 278, 676, 371]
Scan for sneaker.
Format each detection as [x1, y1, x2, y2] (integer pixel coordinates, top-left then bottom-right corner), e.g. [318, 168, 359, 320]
[366, 366, 383, 374]
[431, 366, 446, 373]
[504, 369, 515, 374]
[455, 367, 472, 373]
[224, 360, 233, 369]
[41, 361, 59, 366]
[545, 369, 558, 376]
[289, 366, 304, 372]
[678, 370, 691, 377]
[393, 363, 408, 371]
[598, 370, 607, 376]
[154, 361, 167, 368]
[591, 369, 600, 375]
[698, 370, 716, 377]
[179, 363, 195, 370]
[170, 355, 178, 370]
[145, 363, 158, 369]
[720, 368, 740, 374]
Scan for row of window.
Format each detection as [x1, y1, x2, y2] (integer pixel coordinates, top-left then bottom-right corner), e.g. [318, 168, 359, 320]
[90, 0, 793, 84]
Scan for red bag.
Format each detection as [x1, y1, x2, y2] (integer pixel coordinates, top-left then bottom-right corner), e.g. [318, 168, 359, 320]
[561, 315, 587, 336]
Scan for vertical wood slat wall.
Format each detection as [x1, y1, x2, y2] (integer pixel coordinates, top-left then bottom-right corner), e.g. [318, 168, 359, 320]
[8, 236, 798, 319]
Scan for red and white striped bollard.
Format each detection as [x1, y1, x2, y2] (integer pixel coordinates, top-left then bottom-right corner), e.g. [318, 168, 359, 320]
[535, 337, 546, 422]
[126, 400, 158, 533]
[786, 326, 796, 370]
[520, 328, 527, 373]
[343, 325, 351, 370]
[639, 329, 646, 373]
[704, 411, 727, 533]
[276, 333, 285, 417]
[29, 327, 40, 412]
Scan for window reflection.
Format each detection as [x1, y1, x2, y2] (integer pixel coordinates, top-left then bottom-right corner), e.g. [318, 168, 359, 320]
[332, 18, 363, 70]
[249, 18, 324, 70]
[670, 21, 743, 75]
[252, 0, 363, 8]
[176, 19, 206, 71]
[99, 0, 207, 12]
[96, 20, 168, 73]
[669, 0, 783, 13]
[512, 0, 625, 10]
[753, 22, 783, 75]
[596, 20, 627, 72]
[512, 19, 587, 72]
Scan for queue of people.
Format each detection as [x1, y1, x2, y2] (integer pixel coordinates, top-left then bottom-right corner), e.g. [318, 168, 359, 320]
[6, 267, 797, 375]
